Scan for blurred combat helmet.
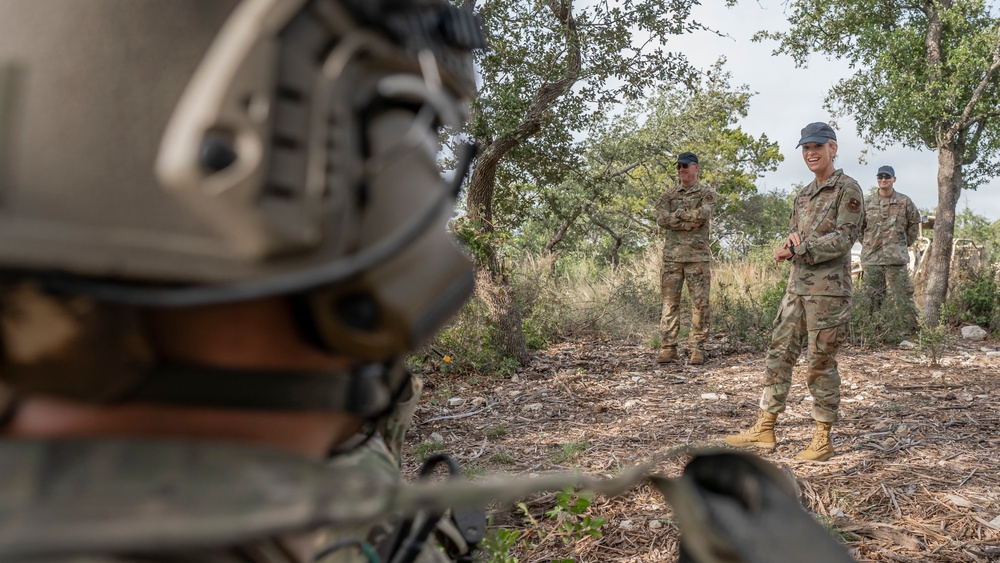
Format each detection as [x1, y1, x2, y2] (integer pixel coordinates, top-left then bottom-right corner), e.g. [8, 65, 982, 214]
[0, 0, 484, 414]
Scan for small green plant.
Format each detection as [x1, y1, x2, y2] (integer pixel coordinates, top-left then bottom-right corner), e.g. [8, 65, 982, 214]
[551, 442, 588, 464]
[915, 318, 947, 367]
[539, 490, 606, 543]
[414, 442, 444, 461]
[490, 452, 515, 465]
[462, 463, 487, 478]
[486, 426, 508, 439]
[479, 528, 522, 563]
[941, 267, 1000, 334]
[478, 490, 606, 563]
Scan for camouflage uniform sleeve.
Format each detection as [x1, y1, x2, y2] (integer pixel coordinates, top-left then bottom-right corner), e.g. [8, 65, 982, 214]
[797, 181, 864, 265]
[676, 188, 717, 226]
[905, 197, 920, 247]
[657, 193, 695, 230]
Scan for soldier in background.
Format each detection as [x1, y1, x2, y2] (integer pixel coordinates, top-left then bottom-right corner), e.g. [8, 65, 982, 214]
[725, 123, 864, 462]
[859, 165, 921, 333]
[0, 1, 485, 560]
[654, 152, 717, 366]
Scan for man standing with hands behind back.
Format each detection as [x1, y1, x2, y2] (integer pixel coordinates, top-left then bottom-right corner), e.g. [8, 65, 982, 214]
[654, 152, 717, 366]
[860, 165, 921, 333]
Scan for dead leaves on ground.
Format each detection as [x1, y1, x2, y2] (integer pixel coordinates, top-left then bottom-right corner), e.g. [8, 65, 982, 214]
[406, 337, 1000, 562]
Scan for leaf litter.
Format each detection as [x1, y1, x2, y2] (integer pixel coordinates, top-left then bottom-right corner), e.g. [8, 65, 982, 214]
[405, 336, 1000, 562]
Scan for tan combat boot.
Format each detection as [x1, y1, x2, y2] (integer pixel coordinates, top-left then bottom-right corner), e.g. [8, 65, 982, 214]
[656, 347, 678, 363]
[724, 409, 778, 450]
[689, 348, 705, 365]
[795, 421, 834, 461]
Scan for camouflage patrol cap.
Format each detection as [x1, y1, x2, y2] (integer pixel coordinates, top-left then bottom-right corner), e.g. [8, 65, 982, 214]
[796, 122, 837, 147]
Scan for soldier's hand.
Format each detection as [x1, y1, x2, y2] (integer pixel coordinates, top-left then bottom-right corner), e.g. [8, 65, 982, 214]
[774, 246, 792, 263]
[785, 232, 802, 248]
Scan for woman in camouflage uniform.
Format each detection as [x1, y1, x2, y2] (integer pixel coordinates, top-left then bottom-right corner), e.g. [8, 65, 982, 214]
[725, 122, 864, 462]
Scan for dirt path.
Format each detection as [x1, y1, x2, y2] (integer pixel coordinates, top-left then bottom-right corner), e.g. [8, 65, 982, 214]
[404, 337, 1000, 562]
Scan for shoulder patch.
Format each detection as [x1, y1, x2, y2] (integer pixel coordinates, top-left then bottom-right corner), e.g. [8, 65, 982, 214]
[705, 193, 715, 202]
[848, 197, 861, 212]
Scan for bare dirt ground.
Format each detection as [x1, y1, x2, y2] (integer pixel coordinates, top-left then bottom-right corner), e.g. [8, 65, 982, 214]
[403, 335, 1000, 562]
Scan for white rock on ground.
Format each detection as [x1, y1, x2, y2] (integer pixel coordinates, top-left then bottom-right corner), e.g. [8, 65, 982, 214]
[961, 325, 988, 341]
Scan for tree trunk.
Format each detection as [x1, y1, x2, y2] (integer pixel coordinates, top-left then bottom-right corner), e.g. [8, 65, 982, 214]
[922, 145, 963, 326]
[474, 272, 531, 365]
[459, 1, 582, 366]
[464, 141, 532, 364]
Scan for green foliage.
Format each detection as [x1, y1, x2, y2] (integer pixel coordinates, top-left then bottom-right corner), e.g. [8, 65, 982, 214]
[486, 426, 508, 439]
[848, 277, 915, 348]
[479, 527, 522, 563]
[759, 0, 1000, 184]
[941, 267, 1000, 334]
[465, 0, 724, 232]
[954, 206, 1000, 260]
[479, 489, 606, 563]
[712, 252, 789, 353]
[516, 62, 783, 261]
[551, 442, 589, 465]
[489, 452, 515, 465]
[414, 442, 445, 461]
[714, 188, 795, 258]
[915, 317, 948, 368]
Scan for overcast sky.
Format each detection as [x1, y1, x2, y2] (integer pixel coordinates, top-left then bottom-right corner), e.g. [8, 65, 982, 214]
[665, 1, 1000, 221]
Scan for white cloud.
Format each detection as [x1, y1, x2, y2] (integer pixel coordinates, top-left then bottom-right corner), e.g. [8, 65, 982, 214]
[666, 1, 1000, 220]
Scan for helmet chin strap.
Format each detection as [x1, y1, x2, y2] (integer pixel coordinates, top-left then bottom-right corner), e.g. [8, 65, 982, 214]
[122, 360, 412, 419]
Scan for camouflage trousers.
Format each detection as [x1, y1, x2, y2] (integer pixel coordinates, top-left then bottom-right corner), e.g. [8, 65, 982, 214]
[760, 293, 850, 423]
[861, 265, 918, 331]
[660, 260, 710, 349]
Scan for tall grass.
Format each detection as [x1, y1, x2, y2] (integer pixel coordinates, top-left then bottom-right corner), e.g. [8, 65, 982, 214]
[418, 246, 788, 373]
[417, 243, 1000, 375]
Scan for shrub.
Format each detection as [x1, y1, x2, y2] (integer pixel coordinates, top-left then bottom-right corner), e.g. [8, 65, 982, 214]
[941, 266, 1000, 335]
[848, 275, 916, 348]
[712, 252, 788, 353]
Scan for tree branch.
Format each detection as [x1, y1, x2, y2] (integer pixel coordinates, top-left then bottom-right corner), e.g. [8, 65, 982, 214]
[949, 37, 1000, 137]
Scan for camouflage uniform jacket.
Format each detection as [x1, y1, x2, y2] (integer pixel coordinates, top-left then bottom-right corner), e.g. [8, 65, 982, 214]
[655, 182, 718, 262]
[0, 438, 422, 563]
[860, 189, 920, 266]
[787, 169, 865, 297]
